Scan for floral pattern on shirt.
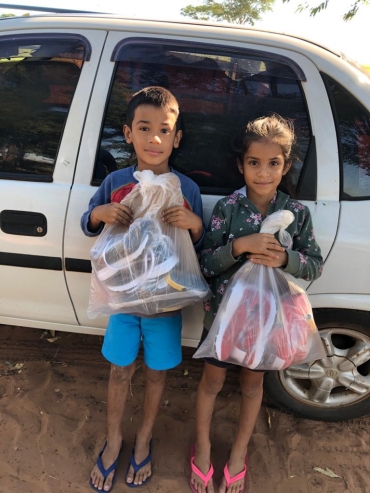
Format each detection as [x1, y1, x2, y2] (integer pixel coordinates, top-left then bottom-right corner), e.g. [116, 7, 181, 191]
[223, 193, 239, 206]
[200, 190, 324, 330]
[211, 215, 226, 231]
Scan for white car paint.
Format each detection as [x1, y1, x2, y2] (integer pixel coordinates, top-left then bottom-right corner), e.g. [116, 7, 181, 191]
[0, 15, 369, 346]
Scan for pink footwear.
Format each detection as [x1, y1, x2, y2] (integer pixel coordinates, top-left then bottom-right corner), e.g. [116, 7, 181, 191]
[223, 457, 248, 492]
[189, 444, 214, 493]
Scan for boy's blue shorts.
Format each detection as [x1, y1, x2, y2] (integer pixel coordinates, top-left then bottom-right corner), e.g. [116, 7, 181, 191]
[102, 313, 182, 370]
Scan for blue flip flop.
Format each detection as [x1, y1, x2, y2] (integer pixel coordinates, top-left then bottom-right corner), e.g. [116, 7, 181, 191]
[89, 441, 122, 493]
[125, 439, 153, 488]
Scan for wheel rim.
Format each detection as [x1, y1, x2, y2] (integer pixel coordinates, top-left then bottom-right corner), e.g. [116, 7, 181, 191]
[279, 328, 370, 408]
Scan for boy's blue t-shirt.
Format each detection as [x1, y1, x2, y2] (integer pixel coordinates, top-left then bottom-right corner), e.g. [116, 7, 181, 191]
[81, 165, 205, 250]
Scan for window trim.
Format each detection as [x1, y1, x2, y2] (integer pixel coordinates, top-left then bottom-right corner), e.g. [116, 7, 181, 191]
[295, 135, 317, 201]
[0, 172, 53, 183]
[0, 33, 92, 61]
[91, 62, 120, 187]
[111, 37, 307, 82]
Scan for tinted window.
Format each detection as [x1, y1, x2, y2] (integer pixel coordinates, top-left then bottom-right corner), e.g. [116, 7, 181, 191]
[0, 36, 85, 181]
[322, 73, 370, 199]
[96, 41, 313, 198]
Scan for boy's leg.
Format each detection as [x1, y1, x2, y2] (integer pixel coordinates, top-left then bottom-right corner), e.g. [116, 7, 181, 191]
[191, 362, 227, 493]
[218, 368, 264, 493]
[91, 314, 141, 491]
[126, 366, 167, 485]
[126, 314, 182, 486]
[90, 362, 136, 491]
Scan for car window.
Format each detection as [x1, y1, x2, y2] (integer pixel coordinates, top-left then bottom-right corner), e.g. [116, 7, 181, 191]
[95, 40, 314, 199]
[322, 73, 370, 200]
[0, 35, 89, 182]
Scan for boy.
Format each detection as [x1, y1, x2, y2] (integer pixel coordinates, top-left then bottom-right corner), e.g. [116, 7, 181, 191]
[81, 86, 204, 492]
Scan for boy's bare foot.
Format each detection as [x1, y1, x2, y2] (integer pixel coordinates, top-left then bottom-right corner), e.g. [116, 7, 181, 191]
[90, 437, 122, 492]
[126, 437, 152, 486]
[218, 457, 247, 493]
[190, 444, 215, 493]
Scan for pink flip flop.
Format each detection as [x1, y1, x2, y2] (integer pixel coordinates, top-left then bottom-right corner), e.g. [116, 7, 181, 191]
[189, 444, 214, 493]
[223, 456, 248, 492]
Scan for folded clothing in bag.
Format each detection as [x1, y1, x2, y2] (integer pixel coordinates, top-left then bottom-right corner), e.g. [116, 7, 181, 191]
[214, 281, 317, 370]
[194, 210, 326, 370]
[215, 283, 276, 368]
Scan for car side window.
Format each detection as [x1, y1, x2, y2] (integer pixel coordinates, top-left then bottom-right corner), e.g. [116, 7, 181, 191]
[322, 73, 370, 200]
[95, 40, 314, 199]
[0, 34, 90, 182]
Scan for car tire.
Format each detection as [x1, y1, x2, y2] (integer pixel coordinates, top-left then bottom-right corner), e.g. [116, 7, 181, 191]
[263, 309, 370, 421]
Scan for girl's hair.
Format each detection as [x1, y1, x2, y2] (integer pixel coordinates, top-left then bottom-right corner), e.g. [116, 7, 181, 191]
[232, 114, 295, 166]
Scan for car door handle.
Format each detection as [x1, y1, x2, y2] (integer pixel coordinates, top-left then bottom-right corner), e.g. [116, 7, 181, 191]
[0, 210, 47, 236]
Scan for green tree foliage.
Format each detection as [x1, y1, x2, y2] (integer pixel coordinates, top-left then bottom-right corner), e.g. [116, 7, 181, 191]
[0, 13, 16, 18]
[282, 0, 369, 21]
[180, 0, 275, 25]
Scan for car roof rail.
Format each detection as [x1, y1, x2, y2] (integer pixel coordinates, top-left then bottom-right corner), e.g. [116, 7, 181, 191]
[0, 3, 107, 14]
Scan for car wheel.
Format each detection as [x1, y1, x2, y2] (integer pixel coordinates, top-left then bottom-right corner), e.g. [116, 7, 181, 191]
[263, 309, 370, 421]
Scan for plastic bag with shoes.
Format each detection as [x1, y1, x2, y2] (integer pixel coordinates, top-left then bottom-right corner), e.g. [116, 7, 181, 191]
[88, 170, 211, 318]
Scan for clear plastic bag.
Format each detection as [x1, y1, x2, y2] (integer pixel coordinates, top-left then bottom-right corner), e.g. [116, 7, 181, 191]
[194, 211, 326, 370]
[88, 170, 211, 318]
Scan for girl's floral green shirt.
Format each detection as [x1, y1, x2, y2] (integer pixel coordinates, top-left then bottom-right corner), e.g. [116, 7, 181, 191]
[200, 189, 323, 330]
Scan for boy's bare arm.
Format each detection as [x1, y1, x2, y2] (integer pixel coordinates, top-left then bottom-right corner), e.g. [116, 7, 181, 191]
[89, 203, 133, 231]
[162, 206, 203, 243]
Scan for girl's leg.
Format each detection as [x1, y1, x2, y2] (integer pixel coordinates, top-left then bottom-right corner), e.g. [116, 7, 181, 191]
[191, 362, 227, 493]
[218, 369, 265, 493]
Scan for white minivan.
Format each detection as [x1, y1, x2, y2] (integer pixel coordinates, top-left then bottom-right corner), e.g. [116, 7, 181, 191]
[0, 11, 369, 421]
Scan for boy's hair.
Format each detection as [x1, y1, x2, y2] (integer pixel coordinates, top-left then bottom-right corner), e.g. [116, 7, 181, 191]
[233, 114, 295, 166]
[125, 86, 181, 132]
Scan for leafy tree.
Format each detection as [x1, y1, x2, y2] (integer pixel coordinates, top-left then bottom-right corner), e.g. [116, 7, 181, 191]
[282, 0, 369, 21]
[181, 0, 275, 25]
[0, 13, 16, 18]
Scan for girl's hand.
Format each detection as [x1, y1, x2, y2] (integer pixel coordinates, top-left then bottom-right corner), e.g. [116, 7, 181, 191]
[232, 233, 285, 258]
[89, 203, 133, 230]
[162, 206, 203, 243]
[248, 249, 288, 268]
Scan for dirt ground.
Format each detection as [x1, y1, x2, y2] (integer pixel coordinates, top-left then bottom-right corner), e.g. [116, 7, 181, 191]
[1, 325, 370, 493]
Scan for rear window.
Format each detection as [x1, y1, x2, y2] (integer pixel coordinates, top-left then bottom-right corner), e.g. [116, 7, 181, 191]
[322, 73, 370, 199]
[95, 39, 315, 199]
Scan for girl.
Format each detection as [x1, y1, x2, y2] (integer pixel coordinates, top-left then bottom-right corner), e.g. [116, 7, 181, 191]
[190, 115, 323, 493]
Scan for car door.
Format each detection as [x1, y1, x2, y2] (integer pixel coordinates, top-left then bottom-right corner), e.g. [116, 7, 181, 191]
[0, 29, 107, 329]
[307, 70, 370, 305]
[64, 27, 340, 342]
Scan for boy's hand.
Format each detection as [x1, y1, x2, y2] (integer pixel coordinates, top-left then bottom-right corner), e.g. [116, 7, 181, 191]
[232, 233, 285, 259]
[162, 206, 203, 243]
[89, 203, 133, 230]
[248, 249, 288, 268]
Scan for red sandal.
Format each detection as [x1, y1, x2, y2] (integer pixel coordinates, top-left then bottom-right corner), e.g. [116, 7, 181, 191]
[189, 444, 214, 493]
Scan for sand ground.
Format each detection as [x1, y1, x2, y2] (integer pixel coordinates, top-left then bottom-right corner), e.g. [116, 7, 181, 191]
[1, 325, 369, 493]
